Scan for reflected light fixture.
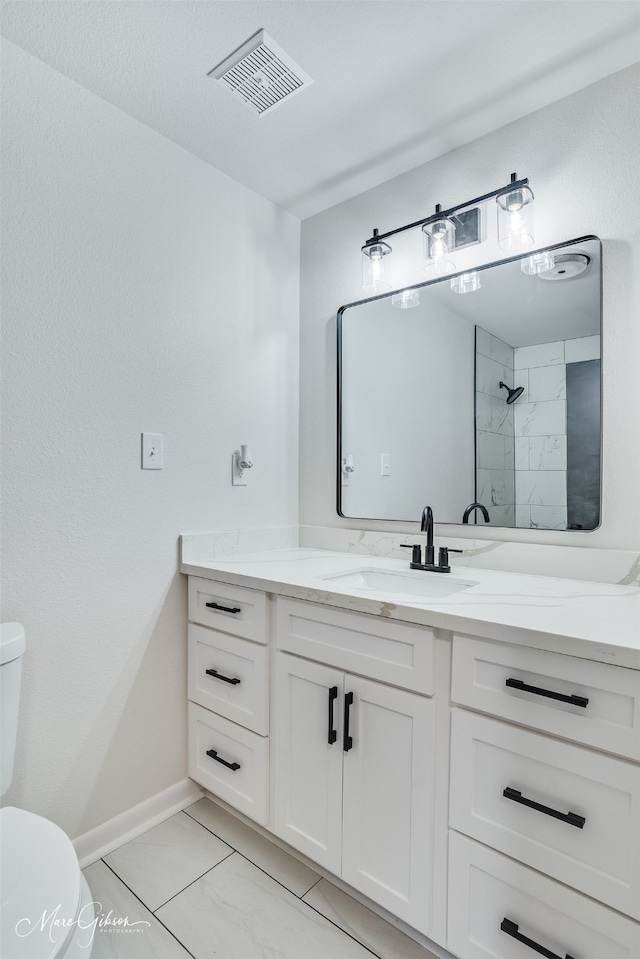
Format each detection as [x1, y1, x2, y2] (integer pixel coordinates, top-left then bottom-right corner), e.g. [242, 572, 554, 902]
[451, 271, 481, 294]
[521, 250, 555, 275]
[496, 173, 534, 252]
[361, 229, 392, 294]
[391, 288, 420, 309]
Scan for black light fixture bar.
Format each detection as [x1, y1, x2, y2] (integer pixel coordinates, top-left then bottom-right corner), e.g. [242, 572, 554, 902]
[364, 173, 531, 245]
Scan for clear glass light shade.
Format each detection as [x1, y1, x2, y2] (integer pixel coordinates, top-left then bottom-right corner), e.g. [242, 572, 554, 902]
[361, 240, 392, 294]
[521, 250, 555, 275]
[496, 184, 534, 253]
[423, 217, 456, 275]
[391, 288, 420, 309]
[450, 271, 481, 294]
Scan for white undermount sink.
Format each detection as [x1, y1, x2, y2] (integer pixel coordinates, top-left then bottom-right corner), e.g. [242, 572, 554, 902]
[319, 567, 475, 600]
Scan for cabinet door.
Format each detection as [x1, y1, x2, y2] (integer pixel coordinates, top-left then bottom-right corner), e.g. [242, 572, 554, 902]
[342, 675, 436, 935]
[273, 653, 343, 874]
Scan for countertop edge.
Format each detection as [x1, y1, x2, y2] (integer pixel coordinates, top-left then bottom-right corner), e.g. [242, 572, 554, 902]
[180, 562, 640, 671]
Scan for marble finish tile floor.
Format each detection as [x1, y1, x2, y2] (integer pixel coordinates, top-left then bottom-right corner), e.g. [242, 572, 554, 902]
[83, 798, 440, 959]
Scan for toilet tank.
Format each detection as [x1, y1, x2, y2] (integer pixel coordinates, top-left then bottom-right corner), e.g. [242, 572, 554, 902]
[0, 622, 26, 797]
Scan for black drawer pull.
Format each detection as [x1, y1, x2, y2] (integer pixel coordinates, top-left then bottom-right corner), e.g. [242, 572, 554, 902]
[506, 677, 588, 708]
[205, 601, 241, 614]
[328, 686, 338, 745]
[503, 787, 585, 829]
[343, 691, 354, 752]
[205, 668, 241, 686]
[501, 918, 576, 959]
[206, 748, 240, 772]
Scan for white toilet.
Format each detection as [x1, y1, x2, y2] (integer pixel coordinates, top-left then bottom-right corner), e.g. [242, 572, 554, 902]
[1, 623, 95, 959]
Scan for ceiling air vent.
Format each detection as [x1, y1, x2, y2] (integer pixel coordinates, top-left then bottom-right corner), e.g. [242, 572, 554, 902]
[208, 30, 313, 117]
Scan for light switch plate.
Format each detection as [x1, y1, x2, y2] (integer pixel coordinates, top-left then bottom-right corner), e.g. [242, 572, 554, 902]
[141, 433, 163, 469]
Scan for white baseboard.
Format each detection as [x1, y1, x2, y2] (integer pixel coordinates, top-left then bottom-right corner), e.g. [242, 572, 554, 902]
[73, 778, 204, 868]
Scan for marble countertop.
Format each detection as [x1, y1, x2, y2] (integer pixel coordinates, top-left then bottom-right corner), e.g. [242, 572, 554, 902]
[181, 547, 640, 670]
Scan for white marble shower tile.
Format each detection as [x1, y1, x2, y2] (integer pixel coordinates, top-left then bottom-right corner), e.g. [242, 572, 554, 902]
[184, 799, 319, 897]
[515, 341, 564, 369]
[82, 861, 192, 959]
[565, 335, 600, 363]
[476, 469, 492, 506]
[490, 396, 513, 435]
[475, 391, 492, 432]
[157, 853, 374, 959]
[530, 505, 568, 530]
[515, 400, 566, 437]
[529, 434, 567, 470]
[515, 436, 530, 470]
[516, 470, 567, 507]
[476, 355, 512, 399]
[303, 879, 440, 959]
[477, 431, 509, 470]
[528, 364, 566, 401]
[515, 505, 532, 527]
[490, 334, 514, 369]
[475, 326, 492, 358]
[487, 505, 516, 526]
[104, 812, 232, 912]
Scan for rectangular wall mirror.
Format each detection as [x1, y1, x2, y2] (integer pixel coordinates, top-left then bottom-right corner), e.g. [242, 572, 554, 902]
[337, 236, 601, 530]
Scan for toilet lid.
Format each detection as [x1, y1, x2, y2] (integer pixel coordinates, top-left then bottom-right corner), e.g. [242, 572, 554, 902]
[1, 807, 82, 959]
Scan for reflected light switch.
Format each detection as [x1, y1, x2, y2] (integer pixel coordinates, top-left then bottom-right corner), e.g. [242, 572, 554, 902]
[141, 433, 163, 469]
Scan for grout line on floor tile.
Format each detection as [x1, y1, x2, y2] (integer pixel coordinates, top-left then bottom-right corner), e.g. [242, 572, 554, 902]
[150, 849, 237, 912]
[301, 874, 324, 898]
[99, 859, 199, 959]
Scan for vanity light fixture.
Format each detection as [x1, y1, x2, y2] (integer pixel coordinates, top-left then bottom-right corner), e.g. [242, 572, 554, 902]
[361, 229, 392, 294]
[450, 271, 481, 294]
[359, 173, 532, 296]
[496, 173, 535, 253]
[423, 205, 456, 276]
[391, 288, 420, 309]
[521, 250, 555, 275]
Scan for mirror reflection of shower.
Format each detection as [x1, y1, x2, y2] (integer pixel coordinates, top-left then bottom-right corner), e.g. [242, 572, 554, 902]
[499, 381, 525, 404]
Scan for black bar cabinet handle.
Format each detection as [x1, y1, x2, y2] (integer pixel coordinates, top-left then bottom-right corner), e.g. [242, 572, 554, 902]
[343, 691, 354, 752]
[205, 668, 241, 686]
[205, 601, 241, 614]
[328, 686, 338, 744]
[506, 677, 588, 708]
[501, 918, 576, 959]
[503, 787, 585, 829]
[206, 748, 240, 772]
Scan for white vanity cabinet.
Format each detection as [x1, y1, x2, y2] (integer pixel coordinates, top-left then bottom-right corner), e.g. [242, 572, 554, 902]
[448, 634, 640, 959]
[272, 597, 437, 935]
[187, 576, 270, 824]
[185, 571, 640, 959]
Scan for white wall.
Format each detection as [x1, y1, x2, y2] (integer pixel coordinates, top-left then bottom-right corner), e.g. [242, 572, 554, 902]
[0, 41, 300, 836]
[341, 297, 474, 521]
[299, 64, 640, 550]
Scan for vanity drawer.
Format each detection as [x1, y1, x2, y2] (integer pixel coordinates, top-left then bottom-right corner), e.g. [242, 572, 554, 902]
[450, 708, 640, 918]
[275, 597, 434, 694]
[452, 635, 640, 760]
[448, 832, 640, 959]
[188, 625, 269, 734]
[188, 576, 268, 643]
[188, 703, 268, 825]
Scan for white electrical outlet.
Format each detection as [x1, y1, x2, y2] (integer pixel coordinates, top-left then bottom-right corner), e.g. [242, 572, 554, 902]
[141, 433, 163, 469]
[381, 453, 390, 476]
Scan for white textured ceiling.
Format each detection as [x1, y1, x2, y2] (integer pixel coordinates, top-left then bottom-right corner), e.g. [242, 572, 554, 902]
[2, 1, 639, 219]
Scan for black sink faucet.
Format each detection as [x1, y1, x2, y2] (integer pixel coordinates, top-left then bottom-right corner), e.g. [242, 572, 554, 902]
[421, 506, 435, 566]
[462, 502, 490, 524]
[399, 506, 463, 573]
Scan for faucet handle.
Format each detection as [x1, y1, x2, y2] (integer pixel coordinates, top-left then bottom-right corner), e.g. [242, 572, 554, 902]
[400, 544, 422, 565]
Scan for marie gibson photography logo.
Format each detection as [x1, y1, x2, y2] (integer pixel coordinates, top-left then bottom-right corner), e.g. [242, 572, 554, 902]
[15, 900, 151, 949]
